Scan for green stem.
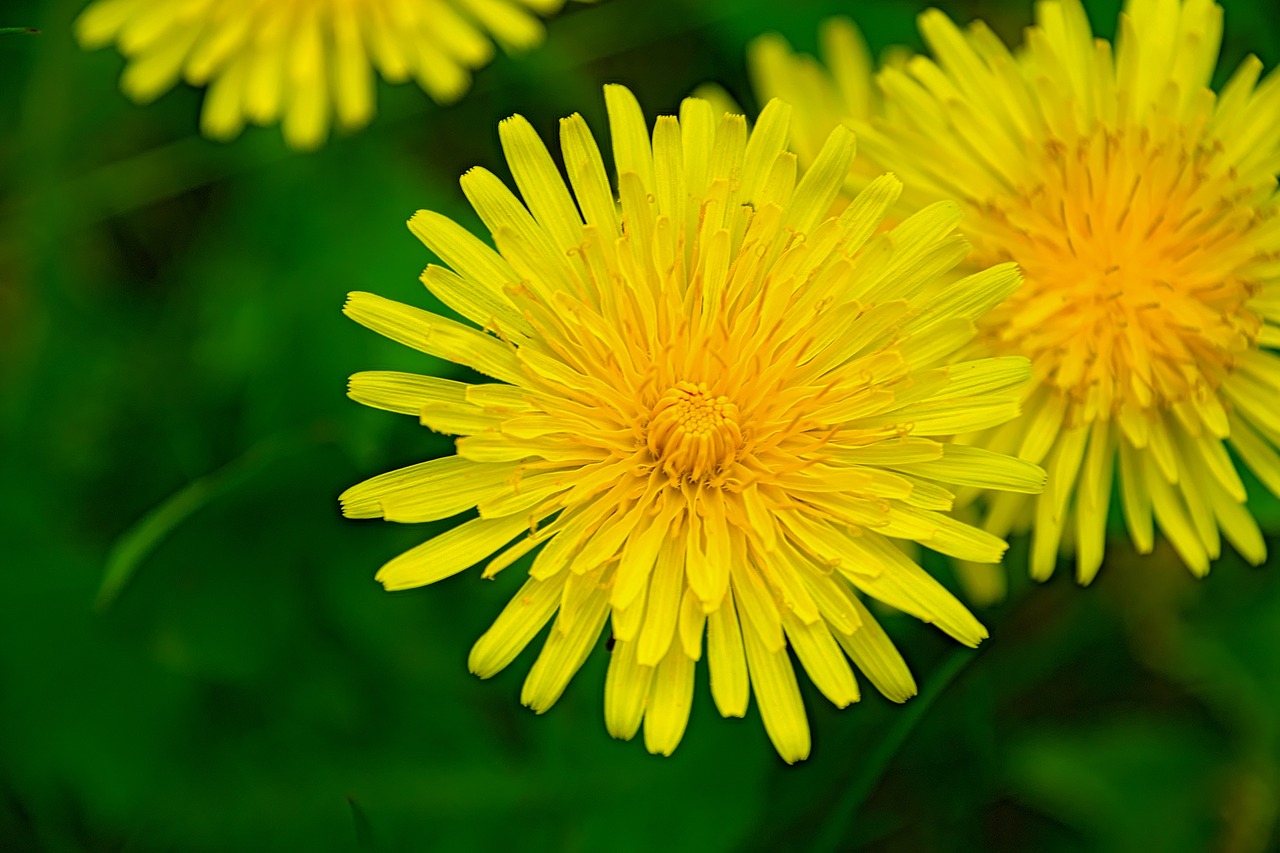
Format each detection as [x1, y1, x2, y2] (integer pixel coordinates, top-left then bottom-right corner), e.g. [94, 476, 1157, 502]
[812, 647, 978, 853]
[0, 27, 40, 35]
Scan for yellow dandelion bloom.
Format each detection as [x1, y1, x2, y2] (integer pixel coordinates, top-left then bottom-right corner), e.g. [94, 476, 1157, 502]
[751, 0, 1280, 584]
[744, 17, 889, 175]
[341, 85, 1043, 761]
[75, 0, 584, 149]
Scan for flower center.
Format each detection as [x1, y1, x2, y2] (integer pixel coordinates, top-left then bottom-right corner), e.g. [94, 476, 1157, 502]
[646, 381, 743, 481]
[973, 124, 1263, 422]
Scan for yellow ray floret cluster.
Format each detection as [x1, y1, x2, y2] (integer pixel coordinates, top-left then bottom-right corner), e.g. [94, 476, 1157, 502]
[75, 0, 582, 149]
[341, 85, 1044, 761]
[749, 0, 1280, 584]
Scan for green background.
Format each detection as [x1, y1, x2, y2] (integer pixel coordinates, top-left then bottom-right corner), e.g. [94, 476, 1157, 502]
[4, 0, 1280, 849]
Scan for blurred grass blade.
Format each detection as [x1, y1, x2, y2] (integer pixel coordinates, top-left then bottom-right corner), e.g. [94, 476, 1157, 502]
[0, 28, 40, 35]
[814, 647, 978, 853]
[347, 795, 376, 852]
[96, 434, 299, 611]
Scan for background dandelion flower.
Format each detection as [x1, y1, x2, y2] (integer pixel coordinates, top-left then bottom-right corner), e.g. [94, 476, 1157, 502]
[749, 0, 1280, 584]
[696, 17, 901, 195]
[341, 85, 1043, 761]
[743, 18, 878, 174]
[75, 0, 585, 149]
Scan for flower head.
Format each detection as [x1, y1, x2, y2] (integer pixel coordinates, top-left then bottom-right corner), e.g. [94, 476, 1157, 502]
[752, 0, 1280, 583]
[341, 85, 1042, 761]
[75, 0, 583, 149]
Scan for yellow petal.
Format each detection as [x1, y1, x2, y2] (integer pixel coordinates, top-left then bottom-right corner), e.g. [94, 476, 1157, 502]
[643, 644, 696, 756]
[604, 639, 653, 741]
[783, 612, 860, 708]
[742, 621, 810, 764]
[469, 573, 568, 677]
[376, 513, 531, 591]
[520, 580, 610, 713]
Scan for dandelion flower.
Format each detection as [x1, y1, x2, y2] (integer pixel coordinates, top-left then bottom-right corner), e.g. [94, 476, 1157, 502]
[744, 18, 887, 176]
[697, 18, 898, 194]
[755, 0, 1280, 583]
[75, 0, 584, 149]
[340, 85, 1042, 761]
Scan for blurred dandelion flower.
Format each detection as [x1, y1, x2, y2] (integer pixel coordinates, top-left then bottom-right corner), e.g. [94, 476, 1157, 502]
[75, 0, 584, 149]
[340, 85, 1042, 761]
[751, 0, 1280, 583]
[742, 17, 894, 180]
[696, 18, 900, 195]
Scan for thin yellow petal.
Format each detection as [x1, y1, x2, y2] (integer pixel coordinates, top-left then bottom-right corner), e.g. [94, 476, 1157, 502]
[706, 590, 750, 718]
[636, 534, 687, 667]
[376, 513, 531, 591]
[742, 621, 811, 764]
[520, 579, 610, 713]
[783, 612, 860, 708]
[342, 292, 521, 384]
[469, 573, 567, 677]
[604, 639, 653, 741]
[643, 644, 696, 757]
[831, 594, 918, 703]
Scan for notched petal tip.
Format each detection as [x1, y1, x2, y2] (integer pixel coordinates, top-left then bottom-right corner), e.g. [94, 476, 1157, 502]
[468, 636, 499, 678]
[340, 290, 368, 313]
[498, 111, 532, 127]
[406, 209, 433, 232]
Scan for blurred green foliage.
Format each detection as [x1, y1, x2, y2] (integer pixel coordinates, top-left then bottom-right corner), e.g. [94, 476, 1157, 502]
[3, 0, 1280, 849]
